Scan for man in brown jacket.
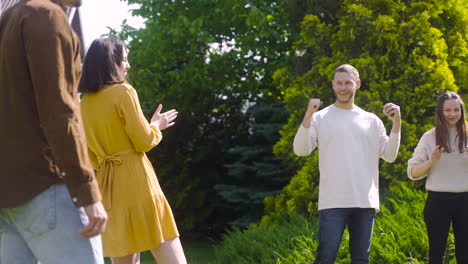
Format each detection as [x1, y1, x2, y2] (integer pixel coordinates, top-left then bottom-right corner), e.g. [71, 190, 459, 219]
[0, 0, 107, 263]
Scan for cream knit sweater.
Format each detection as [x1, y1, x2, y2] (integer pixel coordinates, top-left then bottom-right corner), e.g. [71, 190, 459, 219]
[408, 127, 468, 192]
[294, 104, 401, 210]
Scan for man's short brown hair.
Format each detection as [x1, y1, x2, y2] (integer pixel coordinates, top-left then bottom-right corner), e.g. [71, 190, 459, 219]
[334, 64, 360, 81]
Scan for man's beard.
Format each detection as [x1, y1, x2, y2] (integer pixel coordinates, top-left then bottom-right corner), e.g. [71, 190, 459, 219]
[334, 90, 354, 104]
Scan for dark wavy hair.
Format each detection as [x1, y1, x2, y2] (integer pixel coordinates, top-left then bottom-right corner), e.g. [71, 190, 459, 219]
[435, 92, 467, 153]
[78, 38, 127, 93]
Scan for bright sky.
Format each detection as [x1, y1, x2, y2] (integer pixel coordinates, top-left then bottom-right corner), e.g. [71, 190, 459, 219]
[79, 0, 144, 50]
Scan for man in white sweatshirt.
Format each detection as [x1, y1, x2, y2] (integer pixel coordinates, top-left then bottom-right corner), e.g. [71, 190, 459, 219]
[293, 64, 401, 264]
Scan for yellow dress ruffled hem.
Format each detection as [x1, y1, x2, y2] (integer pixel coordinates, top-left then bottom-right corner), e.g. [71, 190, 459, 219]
[102, 194, 180, 257]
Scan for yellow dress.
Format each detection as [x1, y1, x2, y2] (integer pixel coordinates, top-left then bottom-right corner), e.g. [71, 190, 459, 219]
[80, 83, 179, 257]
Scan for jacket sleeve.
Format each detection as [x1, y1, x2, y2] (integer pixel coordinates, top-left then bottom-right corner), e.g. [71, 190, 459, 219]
[117, 85, 162, 152]
[87, 146, 99, 169]
[23, 7, 101, 207]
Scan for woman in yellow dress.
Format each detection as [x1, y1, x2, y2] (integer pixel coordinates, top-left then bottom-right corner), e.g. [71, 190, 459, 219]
[78, 37, 187, 264]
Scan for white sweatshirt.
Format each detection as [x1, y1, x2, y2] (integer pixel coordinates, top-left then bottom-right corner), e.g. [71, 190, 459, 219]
[407, 127, 468, 192]
[293, 104, 401, 210]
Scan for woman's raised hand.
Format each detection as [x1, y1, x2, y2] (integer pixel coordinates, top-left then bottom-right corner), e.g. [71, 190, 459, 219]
[150, 104, 178, 131]
[430, 145, 444, 163]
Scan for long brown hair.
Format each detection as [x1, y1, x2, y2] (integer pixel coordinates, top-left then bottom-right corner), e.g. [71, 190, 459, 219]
[78, 38, 127, 93]
[435, 92, 467, 153]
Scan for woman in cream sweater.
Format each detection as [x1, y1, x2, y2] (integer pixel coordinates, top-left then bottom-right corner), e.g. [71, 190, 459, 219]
[408, 92, 468, 264]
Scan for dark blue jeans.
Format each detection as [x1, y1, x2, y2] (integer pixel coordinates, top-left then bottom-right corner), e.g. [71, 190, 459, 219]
[313, 208, 375, 264]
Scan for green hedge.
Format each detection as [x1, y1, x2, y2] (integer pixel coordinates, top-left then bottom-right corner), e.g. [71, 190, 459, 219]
[266, 0, 468, 225]
[215, 185, 456, 264]
[214, 214, 315, 264]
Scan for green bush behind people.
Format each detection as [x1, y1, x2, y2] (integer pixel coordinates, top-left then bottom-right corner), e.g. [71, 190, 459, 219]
[264, 0, 468, 224]
[215, 185, 456, 264]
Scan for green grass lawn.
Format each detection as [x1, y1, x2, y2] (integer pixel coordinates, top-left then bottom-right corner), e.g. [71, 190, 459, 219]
[104, 238, 216, 264]
[183, 238, 216, 264]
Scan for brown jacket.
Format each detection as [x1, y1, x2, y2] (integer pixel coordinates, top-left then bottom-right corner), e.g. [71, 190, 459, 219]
[0, 0, 101, 208]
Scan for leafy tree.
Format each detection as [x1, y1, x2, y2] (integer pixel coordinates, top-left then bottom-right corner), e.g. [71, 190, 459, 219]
[114, 0, 293, 233]
[263, 0, 468, 223]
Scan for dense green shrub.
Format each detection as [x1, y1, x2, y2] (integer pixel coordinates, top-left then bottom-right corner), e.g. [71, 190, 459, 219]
[278, 185, 456, 263]
[264, 0, 468, 224]
[214, 214, 316, 264]
[215, 185, 456, 264]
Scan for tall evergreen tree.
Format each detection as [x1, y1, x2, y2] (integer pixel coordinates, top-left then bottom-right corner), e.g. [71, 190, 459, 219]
[114, 0, 292, 234]
[215, 102, 291, 228]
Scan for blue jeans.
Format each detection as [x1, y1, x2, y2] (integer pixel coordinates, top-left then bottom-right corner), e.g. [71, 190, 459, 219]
[313, 208, 375, 264]
[0, 184, 103, 264]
